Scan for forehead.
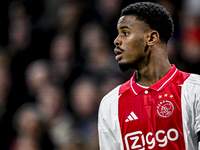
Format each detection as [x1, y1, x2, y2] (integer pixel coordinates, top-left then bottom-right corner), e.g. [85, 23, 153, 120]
[117, 15, 148, 31]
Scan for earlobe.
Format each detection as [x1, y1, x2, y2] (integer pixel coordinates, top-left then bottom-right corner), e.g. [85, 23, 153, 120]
[147, 31, 159, 46]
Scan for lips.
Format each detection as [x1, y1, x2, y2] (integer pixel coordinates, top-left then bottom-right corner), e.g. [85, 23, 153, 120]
[114, 47, 123, 60]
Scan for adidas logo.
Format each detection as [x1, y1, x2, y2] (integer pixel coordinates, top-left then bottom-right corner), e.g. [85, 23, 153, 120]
[125, 111, 138, 122]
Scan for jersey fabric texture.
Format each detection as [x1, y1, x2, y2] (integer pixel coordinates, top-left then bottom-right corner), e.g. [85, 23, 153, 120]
[98, 65, 200, 150]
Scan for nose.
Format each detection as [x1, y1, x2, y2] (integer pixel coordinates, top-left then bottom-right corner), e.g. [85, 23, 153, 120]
[114, 35, 121, 46]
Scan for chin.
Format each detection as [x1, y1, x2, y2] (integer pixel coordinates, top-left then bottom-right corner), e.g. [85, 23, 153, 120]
[118, 62, 132, 72]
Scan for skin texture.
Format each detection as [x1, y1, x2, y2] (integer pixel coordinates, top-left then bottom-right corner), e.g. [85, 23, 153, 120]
[114, 15, 171, 87]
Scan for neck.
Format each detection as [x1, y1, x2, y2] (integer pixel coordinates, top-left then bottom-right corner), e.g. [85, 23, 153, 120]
[136, 46, 171, 87]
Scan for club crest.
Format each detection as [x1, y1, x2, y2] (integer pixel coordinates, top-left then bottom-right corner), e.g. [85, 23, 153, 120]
[156, 99, 174, 118]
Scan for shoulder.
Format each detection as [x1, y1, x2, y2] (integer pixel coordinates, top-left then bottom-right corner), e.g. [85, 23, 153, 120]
[182, 73, 200, 94]
[100, 78, 132, 106]
[98, 85, 121, 122]
[100, 85, 121, 108]
[174, 69, 200, 87]
[184, 73, 200, 86]
[185, 73, 200, 84]
[99, 76, 133, 114]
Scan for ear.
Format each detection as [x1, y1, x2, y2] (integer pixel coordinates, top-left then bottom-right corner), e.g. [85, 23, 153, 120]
[146, 30, 159, 46]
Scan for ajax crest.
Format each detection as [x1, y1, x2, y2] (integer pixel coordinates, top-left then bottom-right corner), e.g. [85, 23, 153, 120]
[156, 100, 174, 118]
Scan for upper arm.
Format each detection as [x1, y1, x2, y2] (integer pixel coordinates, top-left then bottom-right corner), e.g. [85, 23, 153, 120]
[98, 101, 119, 150]
[98, 86, 122, 150]
[193, 77, 200, 135]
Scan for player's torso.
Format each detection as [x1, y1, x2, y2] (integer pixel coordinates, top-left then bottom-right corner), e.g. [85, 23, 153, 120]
[118, 83, 186, 150]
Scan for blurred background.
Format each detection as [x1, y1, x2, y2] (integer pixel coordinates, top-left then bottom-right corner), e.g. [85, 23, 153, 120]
[0, 0, 200, 149]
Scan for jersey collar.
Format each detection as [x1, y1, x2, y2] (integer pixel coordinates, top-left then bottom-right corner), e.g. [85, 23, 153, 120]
[130, 64, 179, 96]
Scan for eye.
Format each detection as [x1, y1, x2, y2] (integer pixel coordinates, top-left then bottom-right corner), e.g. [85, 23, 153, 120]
[123, 31, 129, 36]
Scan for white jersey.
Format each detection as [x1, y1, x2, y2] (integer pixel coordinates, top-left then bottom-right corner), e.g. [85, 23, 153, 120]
[98, 65, 200, 150]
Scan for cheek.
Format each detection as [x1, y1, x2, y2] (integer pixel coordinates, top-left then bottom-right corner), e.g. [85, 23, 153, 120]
[132, 35, 145, 49]
[127, 38, 145, 54]
[125, 39, 146, 63]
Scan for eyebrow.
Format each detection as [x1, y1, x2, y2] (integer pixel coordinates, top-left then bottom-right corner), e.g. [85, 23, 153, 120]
[119, 26, 130, 30]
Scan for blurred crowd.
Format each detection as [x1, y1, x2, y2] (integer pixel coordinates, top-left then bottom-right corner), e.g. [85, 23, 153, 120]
[0, 0, 200, 149]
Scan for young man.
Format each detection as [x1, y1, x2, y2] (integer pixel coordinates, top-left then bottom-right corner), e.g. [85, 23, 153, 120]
[98, 2, 200, 150]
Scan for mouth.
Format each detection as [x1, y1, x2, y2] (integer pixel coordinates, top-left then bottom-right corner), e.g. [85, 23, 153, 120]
[114, 47, 123, 60]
